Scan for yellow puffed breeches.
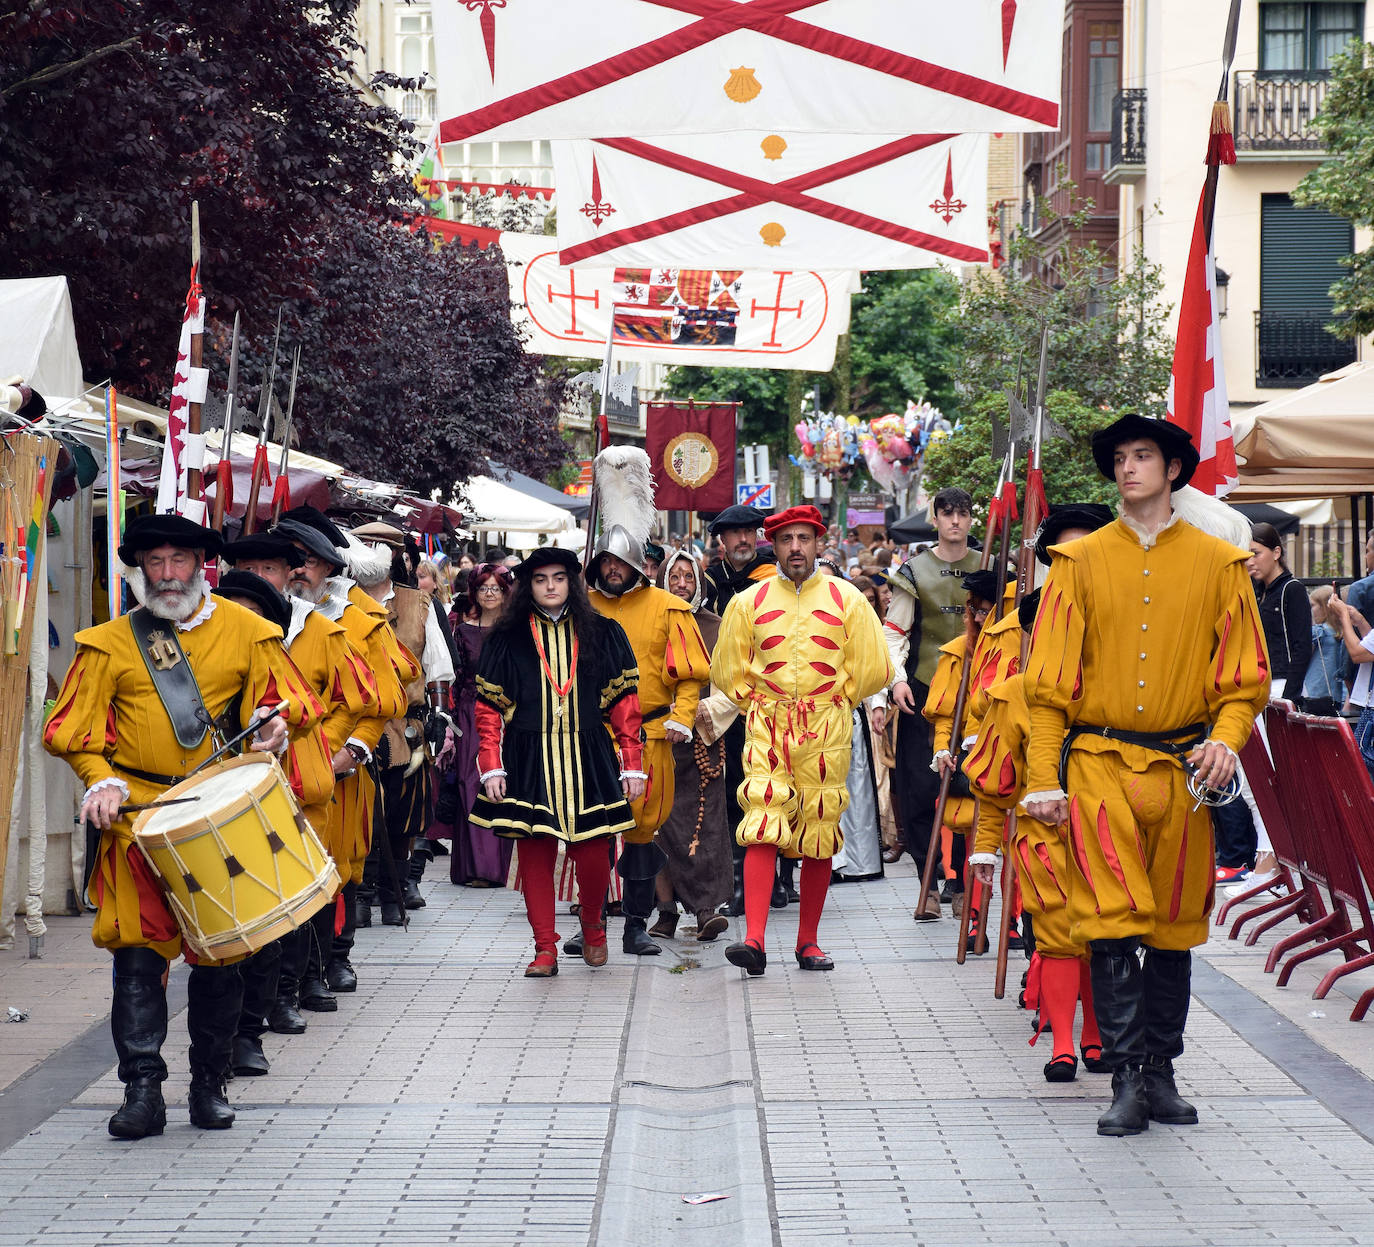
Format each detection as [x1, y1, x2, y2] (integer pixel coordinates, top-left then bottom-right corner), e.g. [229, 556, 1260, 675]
[737, 695, 851, 859]
[1064, 749, 1215, 951]
[626, 737, 675, 846]
[328, 769, 376, 886]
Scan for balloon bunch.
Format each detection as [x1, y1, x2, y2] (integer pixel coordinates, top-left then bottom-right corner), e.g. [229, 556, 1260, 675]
[791, 400, 952, 493]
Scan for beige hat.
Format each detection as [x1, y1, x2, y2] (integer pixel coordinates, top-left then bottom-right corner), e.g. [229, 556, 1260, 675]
[349, 521, 406, 549]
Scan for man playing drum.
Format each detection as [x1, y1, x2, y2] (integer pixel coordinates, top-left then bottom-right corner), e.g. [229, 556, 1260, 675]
[44, 514, 324, 1140]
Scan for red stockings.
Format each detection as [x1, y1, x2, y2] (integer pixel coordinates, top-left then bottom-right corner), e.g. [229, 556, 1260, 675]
[518, 836, 614, 953]
[741, 845, 833, 953]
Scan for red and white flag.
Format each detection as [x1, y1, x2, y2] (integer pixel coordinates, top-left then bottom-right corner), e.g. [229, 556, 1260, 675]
[498, 230, 859, 370]
[1166, 187, 1237, 497]
[156, 265, 210, 520]
[553, 132, 988, 270]
[434, 0, 1064, 140]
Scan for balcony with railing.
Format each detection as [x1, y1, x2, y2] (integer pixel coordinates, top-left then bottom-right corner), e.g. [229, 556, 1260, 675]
[1254, 309, 1357, 387]
[1105, 88, 1146, 184]
[1233, 72, 1329, 154]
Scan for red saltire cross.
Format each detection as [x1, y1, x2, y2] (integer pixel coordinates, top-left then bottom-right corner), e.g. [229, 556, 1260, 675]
[440, 0, 1053, 142]
[558, 134, 987, 266]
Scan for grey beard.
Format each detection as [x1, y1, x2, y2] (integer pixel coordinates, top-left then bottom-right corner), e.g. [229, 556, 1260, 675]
[143, 571, 206, 622]
[289, 577, 328, 605]
[727, 548, 754, 570]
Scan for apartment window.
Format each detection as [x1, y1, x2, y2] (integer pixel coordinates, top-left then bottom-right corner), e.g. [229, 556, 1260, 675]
[399, 14, 422, 33]
[1261, 2, 1363, 74]
[1087, 21, 1121, 133]
[401, 35, 423, 77]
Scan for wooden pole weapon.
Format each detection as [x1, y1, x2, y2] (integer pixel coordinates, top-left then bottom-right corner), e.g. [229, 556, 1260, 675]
[241, 310, 282, 536]
[270, 346, 300, 525]
[209, 311, 241, 534]
[185, 203, 205, 509]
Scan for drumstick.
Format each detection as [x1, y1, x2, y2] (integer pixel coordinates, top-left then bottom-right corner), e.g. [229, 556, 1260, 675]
[124, 797, 202, 813]
[186, 702, 289, 778]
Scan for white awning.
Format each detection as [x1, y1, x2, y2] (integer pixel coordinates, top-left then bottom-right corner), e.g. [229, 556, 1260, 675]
[460, 475, 576, 534]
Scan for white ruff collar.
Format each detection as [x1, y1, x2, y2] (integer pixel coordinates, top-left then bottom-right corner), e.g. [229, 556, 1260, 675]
[175, 595, 216, 632]
[1119, 509, 1182, 552]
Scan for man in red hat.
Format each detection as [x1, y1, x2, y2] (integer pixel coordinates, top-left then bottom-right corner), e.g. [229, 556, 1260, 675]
[712, 505, 893, 975]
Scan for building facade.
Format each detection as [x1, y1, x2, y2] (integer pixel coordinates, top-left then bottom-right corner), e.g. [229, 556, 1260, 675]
[1104, 0, 1371, 407]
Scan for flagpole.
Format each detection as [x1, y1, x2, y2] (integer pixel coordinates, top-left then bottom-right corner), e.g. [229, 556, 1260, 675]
[185, 202, 205, 513]
[105, 386, 123, 620]
[582, 301, 628, 564]
[1201, 0, 1243, 249]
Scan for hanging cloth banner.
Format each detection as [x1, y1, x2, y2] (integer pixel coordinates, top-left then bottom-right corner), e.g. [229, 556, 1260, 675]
[498, 230, 859, 370]
[552, 132, 988, 270]
[646, 401, 739, 512]
[434, 0, 1064, 141]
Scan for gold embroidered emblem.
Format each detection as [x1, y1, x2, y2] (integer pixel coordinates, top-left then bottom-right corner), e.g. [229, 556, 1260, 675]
[759, 221, 786, 248]
[147, 631, 181, 671]
[664, 432, 720, 489]
[760, 134, 788, 161]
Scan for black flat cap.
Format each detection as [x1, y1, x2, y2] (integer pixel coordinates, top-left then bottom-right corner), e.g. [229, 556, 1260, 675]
[278, 505, 349, 547]
[708, 504, 769, 535]
[273, 518, 346, 571]
[513, 547, 582, 580]
[1034, 504, 1116, 566]
[222, 533, 305, 568]
[216, 569, 292, 634]
[118, 513, 223, 566]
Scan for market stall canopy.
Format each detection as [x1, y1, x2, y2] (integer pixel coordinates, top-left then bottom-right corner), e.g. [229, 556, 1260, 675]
[0, 277, 84, 400]
[486, 459, 590, 521]
[1232, 361, 1374, 503]
[461, 475, 576, 535]
[888, 508, 936, 544]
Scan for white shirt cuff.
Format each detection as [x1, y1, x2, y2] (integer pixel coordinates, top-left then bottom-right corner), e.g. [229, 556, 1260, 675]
[1022, 789, 1068, 808]
[83, 777, 130, 804]
[664, 719, 691, 738]
[479, 768, 507, 782]
[968, 852, 999, 867]
[346, 737, 373, 764]
[620, 770, 648, 780]
[930, 749, 952, 773]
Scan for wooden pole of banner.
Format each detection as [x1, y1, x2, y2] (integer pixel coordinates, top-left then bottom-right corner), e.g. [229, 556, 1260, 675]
[186, 202, 205, 507]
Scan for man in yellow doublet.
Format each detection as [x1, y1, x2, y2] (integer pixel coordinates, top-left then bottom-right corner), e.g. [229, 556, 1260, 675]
[1022, 415, 1269, 1137]
[43, 515, 323, 1140]
[588, 541, 710, 955]
[714, 506, 892, 976]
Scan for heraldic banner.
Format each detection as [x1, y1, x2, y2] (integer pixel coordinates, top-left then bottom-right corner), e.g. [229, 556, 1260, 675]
[498, 231, 858, 370]
[646, 400, 738, 513]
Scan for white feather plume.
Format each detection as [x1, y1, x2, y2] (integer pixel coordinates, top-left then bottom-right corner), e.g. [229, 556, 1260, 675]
[1173, 485, 1252, 551]
[343, 533, 393, 586]
[594, 446, 657, 549]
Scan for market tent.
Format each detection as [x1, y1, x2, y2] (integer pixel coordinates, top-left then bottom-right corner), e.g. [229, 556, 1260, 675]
[888, 508, 936, 544]
[0, 277, 84, 400]
[461, 474, 576, 535]
[1232, 361, 1374, 503]
[487, 459, 590, 521]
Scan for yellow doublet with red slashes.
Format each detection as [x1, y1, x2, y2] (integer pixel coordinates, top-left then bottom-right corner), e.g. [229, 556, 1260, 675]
[1023, 518, 1269, 950]
[713, 572, 892, 859]
[964, 674, 1083, 959]
[921, 638, 976, 831]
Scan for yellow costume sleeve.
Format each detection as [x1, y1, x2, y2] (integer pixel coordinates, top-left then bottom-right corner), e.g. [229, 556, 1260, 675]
[1022, 557, 1084, 795]
[245, 635, 325, 736]
[921, 640, 965, 756]
[319, 633, 380, 755]
[1207, 557, 1272, 754]
[844, 586, 895, 704]
[710, 592, 755, 710]
[43, 644, 118, 791]
[352, 622, 408, 752]
[663, 602, 711, 727]
[962, 678, 1028, 855]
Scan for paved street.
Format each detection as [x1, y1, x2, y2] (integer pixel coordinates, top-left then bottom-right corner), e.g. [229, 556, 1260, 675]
[4, 861, 1374, 1247]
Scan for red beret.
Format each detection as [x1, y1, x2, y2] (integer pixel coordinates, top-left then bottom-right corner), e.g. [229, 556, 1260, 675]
[763, 504, 827, 540]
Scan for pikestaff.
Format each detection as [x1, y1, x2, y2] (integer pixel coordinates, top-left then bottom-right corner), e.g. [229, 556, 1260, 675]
[185, 203, 206, 510]
[241, 311, 283, 536]
[916, 428, 1018, 932]
[270, 347, 301, 525]
[209, 311, 241, 534]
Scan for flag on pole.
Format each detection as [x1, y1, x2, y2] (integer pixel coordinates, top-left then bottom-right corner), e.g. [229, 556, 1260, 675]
[414, 121, 451, 219]
[645, 400, 739, 512]
[1165, 189, 1237, 497]
[157, 265, 208, 515]
[105, 386, 124, 619]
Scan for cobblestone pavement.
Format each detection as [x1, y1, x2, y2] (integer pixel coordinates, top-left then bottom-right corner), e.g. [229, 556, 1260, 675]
[3, 860, 1374, 1246]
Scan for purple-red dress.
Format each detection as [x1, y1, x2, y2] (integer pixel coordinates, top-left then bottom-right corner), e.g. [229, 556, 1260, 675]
[430, 619, 513, 886]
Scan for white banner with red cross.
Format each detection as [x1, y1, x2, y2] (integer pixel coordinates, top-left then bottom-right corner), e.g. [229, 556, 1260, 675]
[551, 131, 988, 270]
[497, 230, 859, 369]
[434, 0, 1063, 140]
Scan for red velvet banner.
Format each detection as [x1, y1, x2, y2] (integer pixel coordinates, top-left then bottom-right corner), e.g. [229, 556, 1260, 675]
[645, 400, 738, 513]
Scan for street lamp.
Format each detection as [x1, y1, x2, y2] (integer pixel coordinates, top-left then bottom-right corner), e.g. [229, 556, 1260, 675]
[1215, 266, 1230, 319]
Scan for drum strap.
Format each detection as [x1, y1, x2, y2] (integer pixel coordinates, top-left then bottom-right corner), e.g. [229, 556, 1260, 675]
[128, 607, 216, 750]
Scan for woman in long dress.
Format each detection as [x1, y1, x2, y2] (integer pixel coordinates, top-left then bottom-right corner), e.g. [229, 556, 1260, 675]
[433, 563, 515, 886]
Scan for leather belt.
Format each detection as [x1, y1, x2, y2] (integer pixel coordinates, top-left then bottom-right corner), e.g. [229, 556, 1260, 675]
[114, 762, 187, 788]
[1059, 722, 1206, 790]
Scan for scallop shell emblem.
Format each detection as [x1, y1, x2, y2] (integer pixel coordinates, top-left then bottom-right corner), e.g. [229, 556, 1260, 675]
[760, 134, 787, 161]
[724, 66, 762, 103]
[759, 221, 786, 248]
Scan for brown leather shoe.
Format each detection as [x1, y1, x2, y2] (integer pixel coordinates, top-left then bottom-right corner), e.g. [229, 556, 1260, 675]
[696, 913, 729, 942]
[583, 937, 608, 967]
[913, 891, 942, 922]
[524, 949, 558, 978]
[882, 843, 904, 864]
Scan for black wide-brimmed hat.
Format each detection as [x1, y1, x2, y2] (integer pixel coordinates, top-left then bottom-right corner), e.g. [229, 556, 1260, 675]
[221, 532, 305, 568]
[513, 547, 582, 580]
[1090, 414, 1199, 491]
[1034, 503, 1116, 566]
[1017, 586, 1042, 632]
[118, 513, 224, 566]
[274, 518, 346, 571]
[962, 569, 1003, 603]
[708, 504, 770, 535]
[216, 569, 292, 634]
[278, 505, 348, 547]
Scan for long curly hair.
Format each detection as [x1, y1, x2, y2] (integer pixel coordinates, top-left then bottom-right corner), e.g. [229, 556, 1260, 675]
[493, 564, 606, 648]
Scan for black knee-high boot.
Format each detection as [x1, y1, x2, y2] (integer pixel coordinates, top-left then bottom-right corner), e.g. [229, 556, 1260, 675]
[299, 906, 338, 1013]
[327, 883, 359, 991]
[269, 927, 309, 1034]
[233, 942, 279, 1076]
[1089, 937, 1149, 1136]
[777, 854, 799, 904]
[1141, 946, 1198, 1125]
[108, 948, 169, 1139]
[187, 964, 242, 1129]
[404, 844, 429, 910]
[725, 839, 747, 916]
